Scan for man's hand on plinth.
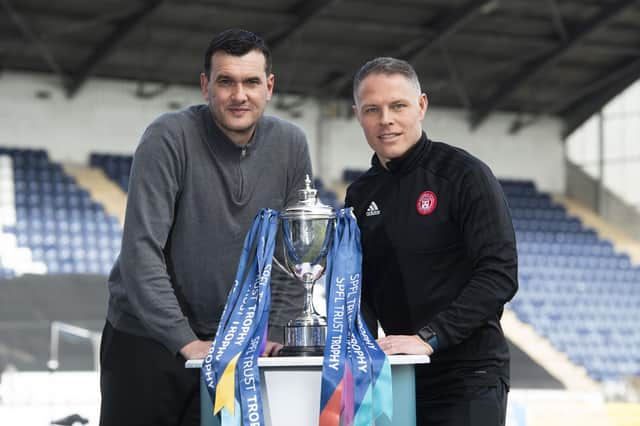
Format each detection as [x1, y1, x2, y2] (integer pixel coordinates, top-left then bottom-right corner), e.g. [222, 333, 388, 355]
[261, 341, 283, 357]
[180, 339, 212, 359]
[376, 335, 433, 356]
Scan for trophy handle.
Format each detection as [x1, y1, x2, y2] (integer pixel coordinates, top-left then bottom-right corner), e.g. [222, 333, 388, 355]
[347, 206, 357, 220]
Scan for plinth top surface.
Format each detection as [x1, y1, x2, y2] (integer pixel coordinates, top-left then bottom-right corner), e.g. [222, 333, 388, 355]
[186, 354, 429, 368]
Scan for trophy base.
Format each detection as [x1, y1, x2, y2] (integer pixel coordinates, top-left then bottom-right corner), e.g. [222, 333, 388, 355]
[283, 320, 326, 355]
[279, 345, 324, 357]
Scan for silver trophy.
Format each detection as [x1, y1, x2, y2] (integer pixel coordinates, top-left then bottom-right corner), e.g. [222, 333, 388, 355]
[275, 175, 335, 356]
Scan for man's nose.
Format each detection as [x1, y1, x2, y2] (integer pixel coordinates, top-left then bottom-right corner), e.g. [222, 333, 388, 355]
[231, 83, 247, 102]
[380, 108, 393, 125]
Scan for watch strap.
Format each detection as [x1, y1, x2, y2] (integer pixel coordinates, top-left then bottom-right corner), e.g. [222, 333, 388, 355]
[417, 325, 439, 351]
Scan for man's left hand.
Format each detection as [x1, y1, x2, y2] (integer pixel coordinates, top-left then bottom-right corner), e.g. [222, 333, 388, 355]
[376, 335, 433, 356]
[261, 340, 283, 357]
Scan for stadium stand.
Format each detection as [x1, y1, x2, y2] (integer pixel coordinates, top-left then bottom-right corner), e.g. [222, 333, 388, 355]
[502, 179, 640, 384]
[88, 153, 131, 193]
[0, 148, 122, 277]
[342, 168, 365, 183]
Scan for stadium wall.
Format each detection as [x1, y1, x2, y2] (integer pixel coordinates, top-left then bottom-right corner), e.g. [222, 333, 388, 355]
[0, 72, 564, 193]
[566, 161, 640, 239]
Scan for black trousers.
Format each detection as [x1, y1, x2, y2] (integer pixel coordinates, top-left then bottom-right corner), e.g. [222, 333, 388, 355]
[99, 321, 201, 426]
[416, 379, 508, 426]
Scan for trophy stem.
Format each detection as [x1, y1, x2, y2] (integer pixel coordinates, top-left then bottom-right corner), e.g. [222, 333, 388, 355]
[302, 280, 316, 317]
[280, 278, 327, 356]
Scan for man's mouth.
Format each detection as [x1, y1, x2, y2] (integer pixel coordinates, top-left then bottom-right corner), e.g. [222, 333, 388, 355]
[379, 132, 401, 140]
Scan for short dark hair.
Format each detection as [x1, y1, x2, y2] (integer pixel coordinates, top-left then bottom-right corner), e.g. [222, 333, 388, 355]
[353, 57, 421, 102]
[203, 29, 272, 79]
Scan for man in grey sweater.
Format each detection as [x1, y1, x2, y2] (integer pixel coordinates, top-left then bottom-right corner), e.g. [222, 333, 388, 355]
[99, 29, 311, 426]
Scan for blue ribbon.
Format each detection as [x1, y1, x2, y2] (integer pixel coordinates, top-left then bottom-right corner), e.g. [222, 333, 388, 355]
[320, 213, 348, 425]
[357, 310, 393, 423]
[201, 209, 278, 426]
[202, 215, 261, 398]
[238, 211, 277, 426]
[347, 212, 393, 425]
[320, 209, 393, 426]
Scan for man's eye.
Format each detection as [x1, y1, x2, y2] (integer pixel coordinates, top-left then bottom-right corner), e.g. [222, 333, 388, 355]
[218, 79, 232, 86]
[246, 79, 261, 86]
[392, 104, 406, 110]
[364, 107, 378, 113]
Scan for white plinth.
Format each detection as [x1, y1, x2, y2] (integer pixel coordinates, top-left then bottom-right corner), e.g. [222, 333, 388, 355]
[187, 355, 429, 426]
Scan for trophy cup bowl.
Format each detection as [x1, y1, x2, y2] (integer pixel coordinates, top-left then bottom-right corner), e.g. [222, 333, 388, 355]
[276, 176, 335, 356]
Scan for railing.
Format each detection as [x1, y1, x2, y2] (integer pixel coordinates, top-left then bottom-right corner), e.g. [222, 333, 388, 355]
[47, 321, 101, 371]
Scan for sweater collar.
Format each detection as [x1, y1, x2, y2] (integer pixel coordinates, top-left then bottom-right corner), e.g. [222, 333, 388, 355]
[372, 132, 430, 174]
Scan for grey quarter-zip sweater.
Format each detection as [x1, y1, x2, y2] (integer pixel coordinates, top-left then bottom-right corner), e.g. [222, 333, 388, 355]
[106, 104, 312, 354]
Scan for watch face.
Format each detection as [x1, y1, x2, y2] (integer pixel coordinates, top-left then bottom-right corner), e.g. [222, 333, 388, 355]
[418, 326, 435, 342]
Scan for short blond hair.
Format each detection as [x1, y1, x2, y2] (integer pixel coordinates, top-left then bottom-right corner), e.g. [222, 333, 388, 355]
[353, 57, 421, 103]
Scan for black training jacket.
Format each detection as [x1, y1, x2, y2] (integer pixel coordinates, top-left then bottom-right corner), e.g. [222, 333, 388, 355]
[345, 133, 518, 397]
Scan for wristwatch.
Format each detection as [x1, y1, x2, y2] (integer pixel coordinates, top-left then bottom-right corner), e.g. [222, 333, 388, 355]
[417, 325, 439, 351]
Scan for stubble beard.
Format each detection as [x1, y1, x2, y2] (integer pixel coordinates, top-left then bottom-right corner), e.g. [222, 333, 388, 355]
[210, 105, 258, 142]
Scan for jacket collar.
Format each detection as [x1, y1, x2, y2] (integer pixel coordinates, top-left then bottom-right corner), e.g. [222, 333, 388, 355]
[372, 132, 430, 174]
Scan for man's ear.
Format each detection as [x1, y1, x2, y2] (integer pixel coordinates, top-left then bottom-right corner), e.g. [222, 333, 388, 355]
[266, 73, 275, 101]
[418, 93, 428, 119]
[352, 104, 361, 123]
[200, 73, 209, 101]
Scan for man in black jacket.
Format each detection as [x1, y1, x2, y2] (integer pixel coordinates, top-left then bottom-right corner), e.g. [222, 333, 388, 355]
[345, 57, 518, 426]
